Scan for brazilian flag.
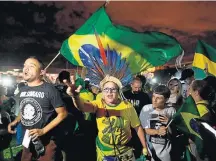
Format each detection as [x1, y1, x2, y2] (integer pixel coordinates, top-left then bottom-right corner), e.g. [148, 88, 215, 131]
[172, 96, 204, 159]
[192, 40, 216, 79]
[60, 6, 183, 74]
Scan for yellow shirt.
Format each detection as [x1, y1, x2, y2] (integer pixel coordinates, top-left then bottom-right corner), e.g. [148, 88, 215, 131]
[96, 92, 102, 100]
[80, 91, 95, 120]
[91, 99, 140, 159]
[196, 100, 209, 117]
[80, 91, 94, 102]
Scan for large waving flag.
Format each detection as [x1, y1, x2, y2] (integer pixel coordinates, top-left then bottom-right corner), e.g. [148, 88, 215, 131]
[192, 40, 216, 79]
[60, 6, 183, 75]
[172, 96, 204, 158]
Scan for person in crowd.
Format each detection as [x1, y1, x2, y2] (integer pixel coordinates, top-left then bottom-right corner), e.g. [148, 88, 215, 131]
[13, 82, 26, 146]
[123, 77, 151, 115]
[188, 79, 216, 161]
[0, 85, 12, 161]
[123, 76, 151, 158]
[84, 78, 91, 91]
[189, 80, 215, 119]
[136, 75, 147, 92]
[166, 78, 183, 110]
[203, 76, 216, 107]
[58, 71, 97, 161]
[8, 56, 68, 161]
[55, 70, 81, 161]
[64, 75, 149, 161]
[180, 68, 195, 99]
[91, 85, 101, 99]
[76, 76, 97, 161]
[0, 85, 15, 115]
[139, 85, 176, 161]
[76, 76, 95, 120]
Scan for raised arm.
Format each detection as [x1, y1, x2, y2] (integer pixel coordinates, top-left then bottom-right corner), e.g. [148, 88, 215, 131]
[64, 76, 97, 113]
[71, 95, 97, 113]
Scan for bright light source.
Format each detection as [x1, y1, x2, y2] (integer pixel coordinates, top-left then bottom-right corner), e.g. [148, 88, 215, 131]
[151, 78, 157, 84]
[173, 70, 182, 79]
[2, 77, 13, 87]
[13, 69, 20, 72]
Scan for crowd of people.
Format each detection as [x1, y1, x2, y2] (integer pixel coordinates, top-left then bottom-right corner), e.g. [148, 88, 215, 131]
[0, 56, 216, 161]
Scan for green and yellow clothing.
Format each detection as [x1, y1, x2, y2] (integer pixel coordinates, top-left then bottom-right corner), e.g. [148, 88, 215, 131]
[80, 92, 94, 102]
[196, 100, 209, 117]
[80, 91, 94, 120]
[91, 99, 140, 160]
[96, 93, 102, 101]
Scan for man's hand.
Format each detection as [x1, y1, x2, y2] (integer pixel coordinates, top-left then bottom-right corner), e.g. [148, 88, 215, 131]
[157, 126, 167, 136]
[29, 129, 45, 141]
[63, 75, 82, 97]
[159, 115, 169, 124]
[8, 120, 18, 134]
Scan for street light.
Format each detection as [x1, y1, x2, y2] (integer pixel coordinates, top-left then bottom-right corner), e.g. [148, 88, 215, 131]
[2, 77, 13, 87]
[151, 78, 157, 84]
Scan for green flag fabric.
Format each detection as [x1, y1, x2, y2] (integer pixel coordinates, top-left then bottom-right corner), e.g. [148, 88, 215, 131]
[172, 96, 203, 157]
[192, 40, 216, 79]
[60, 6, 183, 74]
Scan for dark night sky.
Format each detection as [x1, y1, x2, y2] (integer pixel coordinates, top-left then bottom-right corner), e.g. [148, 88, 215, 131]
[1, 1, 216, 70]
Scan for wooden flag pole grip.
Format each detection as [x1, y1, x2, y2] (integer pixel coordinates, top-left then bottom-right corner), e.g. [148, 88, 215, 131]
[44, 52, 61, 71]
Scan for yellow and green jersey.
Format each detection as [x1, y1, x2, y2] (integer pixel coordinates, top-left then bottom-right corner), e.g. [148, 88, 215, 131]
[91, 99, 140, 160]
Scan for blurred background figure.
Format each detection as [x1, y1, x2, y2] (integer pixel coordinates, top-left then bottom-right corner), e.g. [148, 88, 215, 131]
[13, 82, 26, 146]
[188, 79, 216, 161]
[55, 70, 78, 161]
[166, 78, 183, 110]
[136, 75, 147, 92]
[91, 85, 100, 100]
[180, 68, 195, 99]
[123, 76, 151, 159]
[203, 76, 216, 108]
[124, 77, 151, 115]
[0, 85, 12, 161]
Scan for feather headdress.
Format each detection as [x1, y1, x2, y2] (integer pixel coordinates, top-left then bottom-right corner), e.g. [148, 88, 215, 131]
[80, 27, 133, 89]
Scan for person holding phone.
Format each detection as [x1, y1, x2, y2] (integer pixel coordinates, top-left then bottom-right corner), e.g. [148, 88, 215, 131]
[139, 85, 176, 161]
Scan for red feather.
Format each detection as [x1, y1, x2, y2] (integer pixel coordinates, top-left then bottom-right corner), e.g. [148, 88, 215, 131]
[93, 27, 108, 66]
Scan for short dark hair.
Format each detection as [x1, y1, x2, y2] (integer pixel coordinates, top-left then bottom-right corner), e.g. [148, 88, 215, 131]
[58, 71, 70, 83]
[192, 80, 215, 102]
[180, 69, 194, 80]
[203, 76, 216, 92]
[132, 77, 142, 84]
[28, 56, 45, 70]
[136, 75, 146, 85]
[153, 85, 171, 99]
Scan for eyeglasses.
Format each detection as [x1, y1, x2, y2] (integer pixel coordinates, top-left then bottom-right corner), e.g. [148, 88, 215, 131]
[102, 88, 118, 93]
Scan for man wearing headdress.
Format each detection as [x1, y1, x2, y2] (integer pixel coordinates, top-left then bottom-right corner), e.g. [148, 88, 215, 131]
[64, 75, 149, 161]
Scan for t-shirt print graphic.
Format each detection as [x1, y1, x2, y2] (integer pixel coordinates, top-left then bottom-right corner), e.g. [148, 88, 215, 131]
[150, 114, 166, 145]
[20, 98, 42, 126]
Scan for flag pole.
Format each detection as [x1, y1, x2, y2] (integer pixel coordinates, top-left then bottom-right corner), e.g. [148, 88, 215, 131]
[166, 119, 173, 129]
[44, 52, 61, 71]
[104, 0, 110, 7]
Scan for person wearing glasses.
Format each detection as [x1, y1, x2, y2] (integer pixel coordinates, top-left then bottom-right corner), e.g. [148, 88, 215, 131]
[64, 75, 149, 161]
